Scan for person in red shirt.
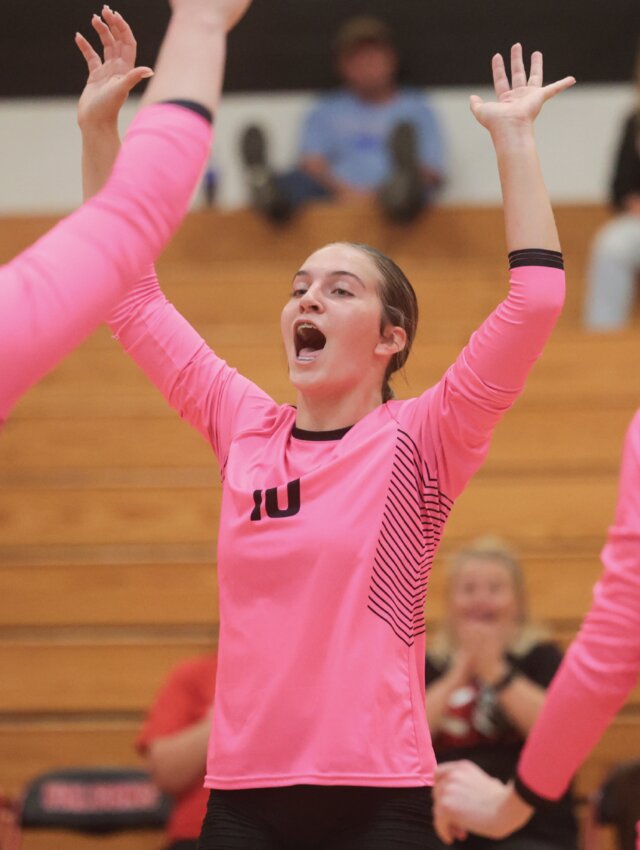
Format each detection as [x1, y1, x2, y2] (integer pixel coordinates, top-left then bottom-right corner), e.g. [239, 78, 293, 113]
[137, 653, 217, 850]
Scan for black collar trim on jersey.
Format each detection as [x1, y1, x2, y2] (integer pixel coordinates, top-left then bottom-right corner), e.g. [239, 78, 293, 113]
[291, 424, 353, 441]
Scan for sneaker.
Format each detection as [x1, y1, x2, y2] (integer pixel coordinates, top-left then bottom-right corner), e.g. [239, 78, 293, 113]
[378, 122, 424, 224]
[240, 125, 292, 223]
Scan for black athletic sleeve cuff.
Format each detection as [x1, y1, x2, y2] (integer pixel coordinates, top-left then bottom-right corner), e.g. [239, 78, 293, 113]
[162, 99, 214, 125]
[513, 773, 557, 809]
[508, 249, 564, 270]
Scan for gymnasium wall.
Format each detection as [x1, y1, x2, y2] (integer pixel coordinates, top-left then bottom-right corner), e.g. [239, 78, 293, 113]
[2, 0, 639, 95]
[0, 83, 636, 213]
[1, 0, 638, 213]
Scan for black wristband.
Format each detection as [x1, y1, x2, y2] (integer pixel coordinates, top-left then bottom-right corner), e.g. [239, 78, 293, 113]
[513, 773, 556, 809]
[162, 99, 214, 125]
[490, 665, 518, 693]
[508, 248, 564, 270]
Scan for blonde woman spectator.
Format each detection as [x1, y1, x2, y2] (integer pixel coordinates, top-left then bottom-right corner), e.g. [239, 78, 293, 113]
[426, 539, 577, 850]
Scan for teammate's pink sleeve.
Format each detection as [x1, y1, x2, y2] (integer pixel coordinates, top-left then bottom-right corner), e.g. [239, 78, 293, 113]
[515, 409, 640, 804]
[107, 271, 278, 463]
[0, 103, 211, 425]
[405, 251, 565, 498]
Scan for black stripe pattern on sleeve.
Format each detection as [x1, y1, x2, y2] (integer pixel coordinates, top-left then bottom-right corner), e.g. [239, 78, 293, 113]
[367, 429, 453, 647]
[513, 773, 556, 809]
[162, 99, 214, 125]
[508, 249, 564, 270]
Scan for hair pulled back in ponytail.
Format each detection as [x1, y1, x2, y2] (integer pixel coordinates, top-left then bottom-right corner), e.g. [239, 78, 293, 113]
[345, 243, 419, 402]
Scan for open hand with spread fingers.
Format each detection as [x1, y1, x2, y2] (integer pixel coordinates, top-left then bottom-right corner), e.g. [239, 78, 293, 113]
[470, 44, 575, 134]
[76, 6, 152, 130]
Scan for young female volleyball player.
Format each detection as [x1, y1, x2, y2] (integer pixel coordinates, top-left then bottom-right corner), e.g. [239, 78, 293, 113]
[78, 33, 575, 847]
[0, 0, 251, 426]
[434, 409, 640, 843]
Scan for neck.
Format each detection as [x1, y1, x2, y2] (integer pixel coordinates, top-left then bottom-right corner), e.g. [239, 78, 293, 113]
[356, 84, 395, 104]
[295, 384, 384, 432]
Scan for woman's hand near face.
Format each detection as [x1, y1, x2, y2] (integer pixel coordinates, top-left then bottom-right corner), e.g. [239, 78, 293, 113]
[462, 622, 549, 735]
[458, 620, 510, 684]
[425, 649, 473, 734]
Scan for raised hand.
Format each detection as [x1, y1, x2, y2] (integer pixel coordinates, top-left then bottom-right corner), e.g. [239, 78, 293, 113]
[470, 44, 575, 134]
[76, 6, 153, 130]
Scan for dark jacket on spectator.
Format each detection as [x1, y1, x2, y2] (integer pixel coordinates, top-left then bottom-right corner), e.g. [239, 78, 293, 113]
[611, 111, 640, 210]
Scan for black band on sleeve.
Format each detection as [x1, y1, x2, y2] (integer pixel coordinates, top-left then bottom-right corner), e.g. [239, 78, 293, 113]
[162, 99, 214, 125]
[513, 773, 557, 809]
[508, 249, 564, 270]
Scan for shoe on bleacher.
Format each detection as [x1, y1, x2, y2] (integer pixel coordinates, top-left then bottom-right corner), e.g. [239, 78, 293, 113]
[240, 125, 292, 223]
[378, 121, 424, 224]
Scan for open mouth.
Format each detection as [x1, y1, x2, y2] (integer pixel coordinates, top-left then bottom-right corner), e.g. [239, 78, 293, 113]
[467, 611, 498, 623]
[294, 322, 327, 361]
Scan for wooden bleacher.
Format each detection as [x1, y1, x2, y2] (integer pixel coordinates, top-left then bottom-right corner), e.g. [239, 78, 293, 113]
[1, 203, 638, 849]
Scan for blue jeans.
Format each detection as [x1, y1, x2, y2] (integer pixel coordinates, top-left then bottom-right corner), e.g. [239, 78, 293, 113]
[275, 170, 333, 209]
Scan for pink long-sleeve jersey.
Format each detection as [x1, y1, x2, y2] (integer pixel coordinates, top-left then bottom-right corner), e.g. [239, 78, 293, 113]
[516, 409, 640, 804]
[0, 103, 211, 425]
[108, 249, 565, 789]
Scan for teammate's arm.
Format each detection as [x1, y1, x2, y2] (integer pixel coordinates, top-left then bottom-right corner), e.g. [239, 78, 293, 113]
[433, 410, 640, 842]
[421, 47, 575, 499]
[0, 0, 252, 423]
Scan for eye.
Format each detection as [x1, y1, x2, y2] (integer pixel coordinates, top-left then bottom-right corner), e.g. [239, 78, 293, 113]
[291, 287, 307, 298]
[332, 287, 353, 297]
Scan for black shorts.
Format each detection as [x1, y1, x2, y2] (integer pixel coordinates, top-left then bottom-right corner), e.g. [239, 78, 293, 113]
[197, 784, 445, 850]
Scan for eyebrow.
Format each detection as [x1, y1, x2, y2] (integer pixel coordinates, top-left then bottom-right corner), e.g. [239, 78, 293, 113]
[292, 269, 366, 289]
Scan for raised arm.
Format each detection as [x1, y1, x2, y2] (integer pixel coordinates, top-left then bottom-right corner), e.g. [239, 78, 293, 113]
[417, 47, 574, 498]
[77, 0, 234, 201]
[76, 8, 277, 459]
[0, 0, 252, 424]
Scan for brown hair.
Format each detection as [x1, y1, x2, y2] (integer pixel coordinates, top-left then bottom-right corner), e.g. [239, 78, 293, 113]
[345, 243, 419, 402]
[429, 536, 548, 664]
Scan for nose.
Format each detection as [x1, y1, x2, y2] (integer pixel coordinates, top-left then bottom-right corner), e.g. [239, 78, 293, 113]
[299, 284, 323, 313]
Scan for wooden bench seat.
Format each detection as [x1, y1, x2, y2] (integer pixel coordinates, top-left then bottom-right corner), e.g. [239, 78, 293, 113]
[0, 205, 610, 267]
[0, 406, 633, 474]
[1, 205, 637, 846]
[0, 473, 619, 548]
[0, 551, 605, 629]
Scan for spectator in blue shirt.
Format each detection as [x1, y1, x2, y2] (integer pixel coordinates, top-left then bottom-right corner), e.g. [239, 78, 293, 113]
[241, 16, 446, 223]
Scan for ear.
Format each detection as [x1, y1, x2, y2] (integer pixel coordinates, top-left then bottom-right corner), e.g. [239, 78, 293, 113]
[375, 325, 407, 358]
